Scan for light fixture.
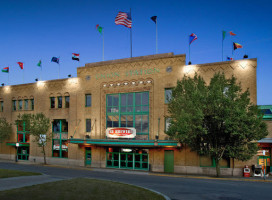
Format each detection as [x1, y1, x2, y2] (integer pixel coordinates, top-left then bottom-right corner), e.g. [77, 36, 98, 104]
[188, 61, 192, 65]
[1, 83, 4, 86]
[243, 54, 248, 59]
[68, 74, 72, 78]
[35, 78, 38, 82]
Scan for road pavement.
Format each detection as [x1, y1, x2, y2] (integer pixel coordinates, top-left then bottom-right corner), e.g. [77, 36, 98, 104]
[0, 161, 271, 200]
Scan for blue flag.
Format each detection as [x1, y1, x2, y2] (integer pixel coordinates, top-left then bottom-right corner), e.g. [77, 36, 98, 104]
[151, 16, 157, 24]
[51, 57, 59, 64]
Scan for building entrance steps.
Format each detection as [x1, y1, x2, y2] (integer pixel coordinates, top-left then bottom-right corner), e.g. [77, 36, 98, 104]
[0, 175, 68, 191]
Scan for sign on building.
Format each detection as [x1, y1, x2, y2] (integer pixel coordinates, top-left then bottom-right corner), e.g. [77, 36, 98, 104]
[106, 128, 136, 139]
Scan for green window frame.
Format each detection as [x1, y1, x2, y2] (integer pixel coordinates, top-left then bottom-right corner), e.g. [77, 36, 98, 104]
[0, 101, 3, 112]
[106, 92, 149, 137]
[106, 149, 149, 170]
[85, 94, 91, 107]
[86, 119, 91, 132]
[30, 99, 34, 110]
[50, 97, 55, 108]
[57, 96, 62, 108]
[65, 96, 70, 108]
[17, 121, 30, 143]
[52, 119, 68, 158]
[12, 100, 17, 111]
[165, 88, 173, 103]
[24, 99, 29, 110]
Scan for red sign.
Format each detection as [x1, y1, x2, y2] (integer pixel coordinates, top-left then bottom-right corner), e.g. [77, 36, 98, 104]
[106, 128, 136, 138]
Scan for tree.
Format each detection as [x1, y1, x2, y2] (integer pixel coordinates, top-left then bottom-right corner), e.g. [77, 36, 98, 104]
[16, 113, 51, 164]
[0, 117, 12, 143]
[166, 73, 268, 177]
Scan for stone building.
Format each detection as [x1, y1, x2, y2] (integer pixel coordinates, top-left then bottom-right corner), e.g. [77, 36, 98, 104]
[0, 53, 262, 176]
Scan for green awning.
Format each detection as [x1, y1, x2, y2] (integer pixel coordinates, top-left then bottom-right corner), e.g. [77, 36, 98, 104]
[6, 142, 30, 147]
[69, 138, 179, 148]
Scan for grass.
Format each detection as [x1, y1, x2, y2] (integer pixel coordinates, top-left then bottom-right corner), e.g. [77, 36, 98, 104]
[0, 178, 165, 200]
[0, 169, 41, 178]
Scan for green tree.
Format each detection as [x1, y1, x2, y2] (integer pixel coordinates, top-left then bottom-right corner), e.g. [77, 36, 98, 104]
[16, 113, 51, 164]
[166, 73, 268, 177]
[0, 118, 12, 143]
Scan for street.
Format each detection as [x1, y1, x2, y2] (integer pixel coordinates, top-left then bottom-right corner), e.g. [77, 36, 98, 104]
[0, 161, 271, 200]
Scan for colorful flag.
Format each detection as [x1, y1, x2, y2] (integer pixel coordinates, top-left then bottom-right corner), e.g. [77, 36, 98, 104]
[189, 33, 197, 44]
[230, 31, 236, 36]
[72, 53, 80, 61]
[115, 11, 132, 28]
[151, 16, 157, 24]
[51, 57, 59, 64]
[222, 30, 226, 40]
[96, 24, 103, 34]
[37, 60, 42, 67]
[227, 57, 233, 61]
[1, 67, 9, 73]
[233, 42, 243, 50]
[17, 62, 24, 69]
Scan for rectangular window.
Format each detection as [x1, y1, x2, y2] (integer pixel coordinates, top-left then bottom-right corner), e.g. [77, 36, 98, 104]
[30, 99, 34, 110]
[85, 94, 91, 107]
[24, 99, 29, 110]
[58, 96, 62, 108]
[165, 117, 171, 132]
[165, 88, 173, 103]
[18, 100, 23, 110]
[65, 96, 70, 108]
[86, 119, 91, 132]
[50, 97, 55, 108]
[0, 101, 3, 112]
[52, 119, 68, 158]
[106, 92, 149, 137]
[12, 100, 17, 111]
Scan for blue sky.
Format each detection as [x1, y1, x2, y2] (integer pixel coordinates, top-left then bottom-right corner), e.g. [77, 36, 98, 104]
[0, 0, 271, 105]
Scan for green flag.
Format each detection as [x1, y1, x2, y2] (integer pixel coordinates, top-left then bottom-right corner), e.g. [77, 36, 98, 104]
[96, 24, 103, 34]
[98, 26, 103, 34]
[222, 30, 226, 40]
[37, 60, 42, 67]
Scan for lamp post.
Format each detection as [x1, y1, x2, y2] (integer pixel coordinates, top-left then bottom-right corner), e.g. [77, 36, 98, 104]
[15, 143, 19, 162]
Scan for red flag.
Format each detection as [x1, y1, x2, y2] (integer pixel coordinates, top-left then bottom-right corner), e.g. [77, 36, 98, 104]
[230, 31, 236, 36]
[233, 42, 243, 50]
[17, 62, 24, 69]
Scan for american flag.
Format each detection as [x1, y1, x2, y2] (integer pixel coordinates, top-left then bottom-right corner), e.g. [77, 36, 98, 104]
[115, 11, 132, 28]
[189, 33, 197, 45]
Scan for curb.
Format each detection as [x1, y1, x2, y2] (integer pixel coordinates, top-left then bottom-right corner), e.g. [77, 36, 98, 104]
[149, 173, 272, 183]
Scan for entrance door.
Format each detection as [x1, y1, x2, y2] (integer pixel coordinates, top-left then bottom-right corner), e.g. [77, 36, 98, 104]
[85, 148, 92, 166]
[17, 147, 29, 160]
[120, 153, 133, 169]
[164, 150, 174, 173]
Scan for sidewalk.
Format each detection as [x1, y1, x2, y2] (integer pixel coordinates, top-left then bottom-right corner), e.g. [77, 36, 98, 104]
[0, 175, 68, 191]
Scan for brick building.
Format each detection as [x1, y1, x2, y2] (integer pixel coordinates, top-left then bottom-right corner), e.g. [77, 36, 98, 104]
[0, 53, 263, 176]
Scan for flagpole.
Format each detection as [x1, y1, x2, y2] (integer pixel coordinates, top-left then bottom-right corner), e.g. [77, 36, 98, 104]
[222, 32, 224, 61]
[130, 8, 132, 58]
[232, 43, 234, 58]
[41, 60, 42, 81]
[189, 43, 191, 64]
[103, 28, 105, 61]
[8, 70, 9, 85]
[58, 57, 60, 79]
[156, 18, 158, 54]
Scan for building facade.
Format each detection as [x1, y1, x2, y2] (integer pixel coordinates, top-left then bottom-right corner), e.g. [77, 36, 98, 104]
[0, 53, 262, 176]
